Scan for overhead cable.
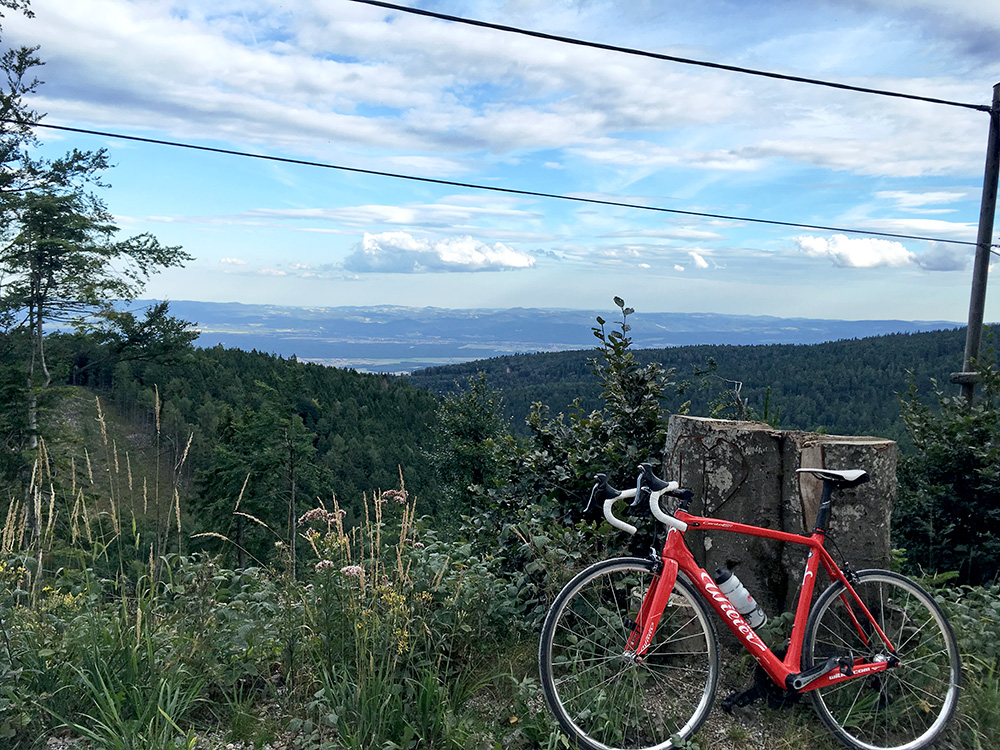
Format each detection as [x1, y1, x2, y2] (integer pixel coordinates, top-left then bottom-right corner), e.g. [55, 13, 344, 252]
[11, 119, 992, 248]
[346, 0, 993, 114]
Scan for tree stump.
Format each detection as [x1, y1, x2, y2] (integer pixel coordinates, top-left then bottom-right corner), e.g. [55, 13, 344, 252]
[664, 415, 896, 617]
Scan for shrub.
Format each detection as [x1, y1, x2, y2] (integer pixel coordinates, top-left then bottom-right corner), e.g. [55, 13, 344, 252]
[896, 355, 1000, 584]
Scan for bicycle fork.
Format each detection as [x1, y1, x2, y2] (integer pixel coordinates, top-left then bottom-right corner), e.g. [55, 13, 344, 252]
[624, 557, 678, 661]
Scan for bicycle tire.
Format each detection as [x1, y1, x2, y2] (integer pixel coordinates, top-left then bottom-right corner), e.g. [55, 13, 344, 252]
[539, 557, 719, 750]
[803, 569, 961, 750]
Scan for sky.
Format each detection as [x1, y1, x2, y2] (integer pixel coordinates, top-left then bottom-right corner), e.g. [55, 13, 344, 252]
[4, 0, 1000, 321]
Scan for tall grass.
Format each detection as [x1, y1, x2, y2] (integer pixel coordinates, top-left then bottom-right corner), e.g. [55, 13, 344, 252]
[294, 481, 513, 748]
[0, 393, 533, 747]
[1, 389, 997, 749]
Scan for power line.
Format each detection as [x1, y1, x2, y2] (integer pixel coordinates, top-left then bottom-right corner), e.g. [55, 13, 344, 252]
[347, 0, 994, 114]
[11, 119, 993, 249]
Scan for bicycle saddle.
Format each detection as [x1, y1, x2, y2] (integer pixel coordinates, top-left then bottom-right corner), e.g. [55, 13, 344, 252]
[796, 468, 869, 488]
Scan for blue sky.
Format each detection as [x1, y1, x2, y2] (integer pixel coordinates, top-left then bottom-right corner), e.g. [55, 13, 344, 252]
[6, 0, 1000, 321]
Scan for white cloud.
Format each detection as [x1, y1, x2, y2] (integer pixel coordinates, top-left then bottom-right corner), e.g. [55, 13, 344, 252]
[250, 200, 540, 229]
[342, 232, 536, 273]
[220, 257, 247, 265]
[690, 251, 711, 269]
[601, 227, 726, 242]
[796, 234, 916, 268]
[571, 141, 765, 172]
[915, 242, 971, 271]
[874, 190, 968, 210]
[10, 0, 997, 182]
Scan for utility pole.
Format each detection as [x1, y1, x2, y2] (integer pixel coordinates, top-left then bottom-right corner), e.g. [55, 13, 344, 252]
[952, 82, 1000, 403]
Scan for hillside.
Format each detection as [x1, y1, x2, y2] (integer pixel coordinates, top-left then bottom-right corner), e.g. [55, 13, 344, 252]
[407, 326, 972, 444]
[55, 342, 444, 567]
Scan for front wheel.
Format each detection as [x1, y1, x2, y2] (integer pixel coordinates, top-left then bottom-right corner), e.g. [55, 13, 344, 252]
[803, 570, 961, 750]
[538, 557, 719, 750]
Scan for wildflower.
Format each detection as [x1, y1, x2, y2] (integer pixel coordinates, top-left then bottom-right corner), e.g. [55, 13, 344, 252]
[298, 508, 333, 526]
[340, 565, 364, 578]
[383, 489, 408, 505]
[413, 541, 424, 549]
[315, 560, 336, 572]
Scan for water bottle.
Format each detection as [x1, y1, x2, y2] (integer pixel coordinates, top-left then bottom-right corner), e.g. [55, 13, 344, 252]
[714, 568, 767, 628]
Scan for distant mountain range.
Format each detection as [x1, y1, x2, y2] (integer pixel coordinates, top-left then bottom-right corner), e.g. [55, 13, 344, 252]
[148, 300, 964, 373]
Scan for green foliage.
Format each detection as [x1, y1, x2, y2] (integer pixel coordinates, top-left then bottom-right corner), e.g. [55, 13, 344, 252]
[895, 353, 1000, 584]
[934, 583, 1000, 748]
[591, 297, 673, 461]
[1, 188, 189, 324]
[291, 486, 521, 749]
[428, 371, 519, 519]
[525, 298, 678, 508]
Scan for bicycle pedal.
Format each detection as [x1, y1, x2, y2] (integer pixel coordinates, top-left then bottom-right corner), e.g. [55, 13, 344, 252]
[837, 656, 854, 676]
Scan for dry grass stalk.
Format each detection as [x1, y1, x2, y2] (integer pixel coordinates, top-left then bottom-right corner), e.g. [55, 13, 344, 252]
[28, 452, 39, 498]
[154, 385, 161, 435]
[363, 492, 371, 560]
[176, 431, 193, 473]
[70, 491, 81, 546]
[432, 556, 450, 593]
[331, 495, 348, 562]
[33, 483, 41, 544]
[173, 488, 181, 534]
[191, 531, 232, 543]
[95, 396, 108, 446]
[372, 493, 383, 581]
[45, 481, 56, 540]
[39, 438, 52, 483]
[234, 511, 272, 532]
[85, 448, 94, 485]
[81, 493, 93, 545]
[234, 473, 250, 513]
[108, 483, 120, 536]
[135, 592, 142, 647]
[126, 452, 133, 492]
[2, 498, 20, 553]
[16, 503, 26, 552]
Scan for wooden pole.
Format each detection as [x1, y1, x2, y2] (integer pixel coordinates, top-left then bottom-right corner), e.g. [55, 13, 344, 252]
[954, 83, 1000, 403]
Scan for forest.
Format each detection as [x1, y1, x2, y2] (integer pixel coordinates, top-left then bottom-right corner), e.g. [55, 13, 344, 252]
[1, 3, 999, 748]
[408, 325, 971, 446]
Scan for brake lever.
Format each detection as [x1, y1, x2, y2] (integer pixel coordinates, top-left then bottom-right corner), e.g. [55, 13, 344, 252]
[585, 473, 623, 514]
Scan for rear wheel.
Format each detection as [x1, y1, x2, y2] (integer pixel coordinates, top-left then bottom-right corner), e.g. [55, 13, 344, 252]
[539, 557, 718, 750]
[803, 570, 961, 750]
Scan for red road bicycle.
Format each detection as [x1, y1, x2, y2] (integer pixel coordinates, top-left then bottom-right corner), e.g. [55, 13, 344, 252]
[538, 463, 961, 750]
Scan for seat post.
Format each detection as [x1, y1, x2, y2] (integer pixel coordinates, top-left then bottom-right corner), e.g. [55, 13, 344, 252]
[812, 481, 835, 534]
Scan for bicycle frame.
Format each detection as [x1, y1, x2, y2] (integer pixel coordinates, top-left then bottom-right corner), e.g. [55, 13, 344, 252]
[630, 512, 896, 693]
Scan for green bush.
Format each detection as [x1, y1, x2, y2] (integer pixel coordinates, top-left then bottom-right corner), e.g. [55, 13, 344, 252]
[896, 355, 1000, 584]
[935, 583, 1000, 748]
